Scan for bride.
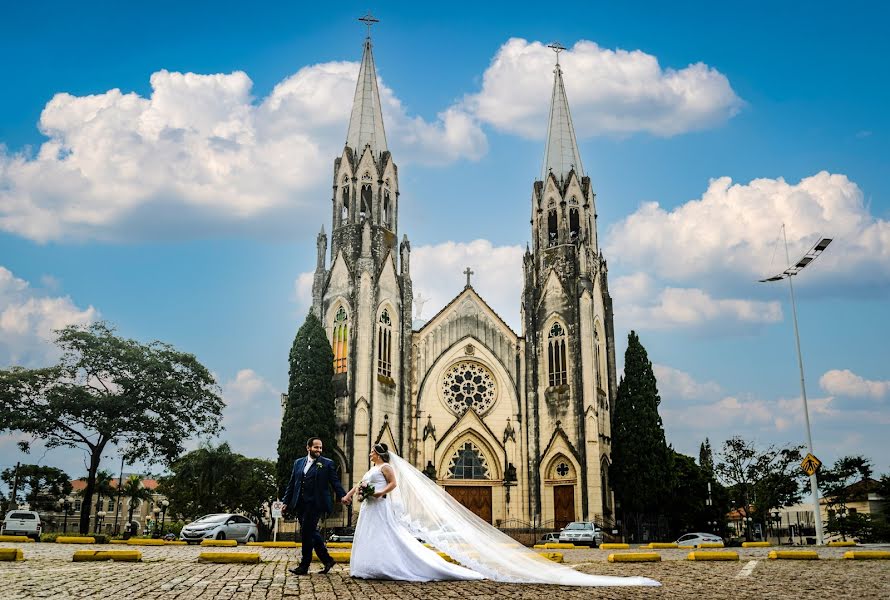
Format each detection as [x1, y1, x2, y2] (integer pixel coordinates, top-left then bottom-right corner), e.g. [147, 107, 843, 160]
[342, 443, 659, 587]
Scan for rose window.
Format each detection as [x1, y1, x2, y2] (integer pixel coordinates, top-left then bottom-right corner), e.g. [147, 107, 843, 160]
[442, 361, 496, 415]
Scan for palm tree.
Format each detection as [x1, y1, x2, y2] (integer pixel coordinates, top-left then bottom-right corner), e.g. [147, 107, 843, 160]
[121, 475, 152, 537]
[92, 470, 115, 533]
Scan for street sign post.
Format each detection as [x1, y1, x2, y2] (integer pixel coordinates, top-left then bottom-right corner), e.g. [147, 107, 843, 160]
[801, 453, 822, 477]
[271, 500, 285, 542]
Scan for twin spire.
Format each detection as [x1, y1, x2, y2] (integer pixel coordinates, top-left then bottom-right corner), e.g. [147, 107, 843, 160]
[344, 22, 583, 182]
[541, 42, 584, 183]
[345, 13, 388, 157]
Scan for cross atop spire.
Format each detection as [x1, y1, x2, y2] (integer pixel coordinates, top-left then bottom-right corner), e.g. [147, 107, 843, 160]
[541, 42, 584, 183]
[345, 13, 388, 156]
[464, 267, 475, 288]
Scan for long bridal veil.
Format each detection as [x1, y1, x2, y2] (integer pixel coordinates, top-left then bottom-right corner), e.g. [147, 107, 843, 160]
[386, 452, 659, 587]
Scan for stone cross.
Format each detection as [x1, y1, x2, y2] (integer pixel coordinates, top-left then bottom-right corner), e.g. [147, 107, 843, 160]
[464, 267, 474, 288]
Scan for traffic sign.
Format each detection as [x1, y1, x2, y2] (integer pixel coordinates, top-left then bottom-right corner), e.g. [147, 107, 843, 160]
[271, 500, 285, 519]
[801, 453, 822, 476]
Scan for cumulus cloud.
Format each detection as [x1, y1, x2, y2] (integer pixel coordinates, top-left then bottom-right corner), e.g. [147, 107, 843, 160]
[820, 369, 890, 399]
[653, 364, 722, 400]
[0, 266, 97, 367]
[605, 172, 890, 291]
[612, 272, 782, 331]
[0, 63, 484, 243]
[218, 369, 282, 460]
[464, 38, 742, 138]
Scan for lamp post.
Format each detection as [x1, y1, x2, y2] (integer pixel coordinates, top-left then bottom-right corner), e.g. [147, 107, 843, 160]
[759, 227, 831, 545]
[97, 510, 106, 533]
[160, 500, 169, 535]
[773, 511, 782, 544]
[152, 507, 161, 537]
[58, 497, 74, 533]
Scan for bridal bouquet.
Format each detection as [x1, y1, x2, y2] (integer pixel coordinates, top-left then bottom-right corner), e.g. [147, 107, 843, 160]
[358, 482, 376, 502]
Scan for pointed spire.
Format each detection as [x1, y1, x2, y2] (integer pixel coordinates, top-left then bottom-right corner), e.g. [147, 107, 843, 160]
[541, 42, 583, 183]
[345, 13, 388, 157]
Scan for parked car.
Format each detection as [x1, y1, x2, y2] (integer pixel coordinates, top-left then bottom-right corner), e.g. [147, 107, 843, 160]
[2, 510, 42, 541]
[558, 521, 602, 547]
[674, 532, 723, 548]
[179, 513, 258, 544]
[328, 527, 355, 543]
[537, 532, 561, 544]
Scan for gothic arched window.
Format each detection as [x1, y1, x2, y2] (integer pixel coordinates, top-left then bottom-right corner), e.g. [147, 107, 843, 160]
[360, 184, 372, 221]
[377, 309, 392, 378]
[569, 208, 581, 242]
[341, 186, 349, 224]
[548, 322, 568, 387]
[332, 307, 349, 374]
[383, 190, 391, 228]
[601, 456, 612, 514]
[447, 441, 490, 479]
[547, 209, 558, 246]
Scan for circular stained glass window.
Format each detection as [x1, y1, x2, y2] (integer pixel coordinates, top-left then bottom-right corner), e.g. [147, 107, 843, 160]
[442, 361, 497, 415]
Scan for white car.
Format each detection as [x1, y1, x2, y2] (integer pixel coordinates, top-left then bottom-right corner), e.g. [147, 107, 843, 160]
[179, 513, 258, 544]
[674, 532, 723, 547]
[558, 521, 603, 547]
[2, 510, 42, 540]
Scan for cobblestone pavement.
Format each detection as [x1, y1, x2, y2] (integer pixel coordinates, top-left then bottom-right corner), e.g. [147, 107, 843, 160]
[1, 543, 888, 599]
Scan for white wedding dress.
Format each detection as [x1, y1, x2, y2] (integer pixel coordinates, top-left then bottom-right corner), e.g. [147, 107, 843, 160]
[350, 463, 484, 581]
[349, 455, 659, 587]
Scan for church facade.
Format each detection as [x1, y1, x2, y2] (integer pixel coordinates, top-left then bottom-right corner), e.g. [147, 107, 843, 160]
[309, 33, 618, 530]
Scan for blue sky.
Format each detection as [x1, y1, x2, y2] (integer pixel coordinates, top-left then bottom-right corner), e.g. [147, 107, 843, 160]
[1, 1, 888, 484]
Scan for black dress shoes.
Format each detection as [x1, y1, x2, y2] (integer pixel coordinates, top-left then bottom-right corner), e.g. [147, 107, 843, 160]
[319, 558, 336, 574]
[289, 566, 309, 575]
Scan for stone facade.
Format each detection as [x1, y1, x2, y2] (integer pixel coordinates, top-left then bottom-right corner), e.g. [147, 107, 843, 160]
[309, 36, 617, 531]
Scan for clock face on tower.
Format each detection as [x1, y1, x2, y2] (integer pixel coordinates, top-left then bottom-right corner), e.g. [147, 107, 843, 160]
[441, 361, 497, 416]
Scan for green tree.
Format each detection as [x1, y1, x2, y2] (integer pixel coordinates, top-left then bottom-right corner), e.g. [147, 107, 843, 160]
[121, 475, 153, 536]
[0, 322, 224, 534]
[159, 443, 276, 540]
[819, 455, 873, 540]
[699, 438, 715, 479]
[610, 331, 674, 541]
[78, 469, 115, 533]
[666, 451, 708, 537]
[0, 464, 72, 512]
[276, 312, 336, 492]
[715, 437, 804, 539]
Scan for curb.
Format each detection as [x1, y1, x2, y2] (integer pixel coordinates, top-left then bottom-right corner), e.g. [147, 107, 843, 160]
[0, 548, 25, 561]
[699, 542, 725, 548]
[600, 543, 630, 550]
[647, 543, 678, 549]
[608, 552, 661, 563]
[768, 550, 818, 560]
[326, 551, 351, 563]
[165, 541, 188, 545]
[56, 537, 96, 544]
[687, 551, 739, 561]
[437, 551, 457, 564]
[127, 539, 165, 546]
[742, 542, 772, 548]
[198, 552, 260, 564]
[0, 536, 33, 543]
[827, 541, 857, 547]
[327, 542, 353, 548]
[843, 551, 890, 560]
[73, 550, 141, 562]
[539, 552, 564, 563]
[200, 539, 238, 547]
[246, 541, 298, 548]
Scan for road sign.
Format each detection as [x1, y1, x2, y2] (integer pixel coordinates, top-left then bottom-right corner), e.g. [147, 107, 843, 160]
[801, 453, 822, 476]
[271, 500, 285, 519]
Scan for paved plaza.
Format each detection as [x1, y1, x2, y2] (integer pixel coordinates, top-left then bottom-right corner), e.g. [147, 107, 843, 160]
[1, 543, 888, 599]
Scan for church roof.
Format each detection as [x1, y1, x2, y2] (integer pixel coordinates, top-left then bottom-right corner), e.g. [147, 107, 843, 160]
[541, 61, 584, 183]
[345, 37, 388, 157]
[414, 285, 519, 339]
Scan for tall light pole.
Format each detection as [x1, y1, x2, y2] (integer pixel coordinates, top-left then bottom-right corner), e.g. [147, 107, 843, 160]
[759, 226, 831, 545]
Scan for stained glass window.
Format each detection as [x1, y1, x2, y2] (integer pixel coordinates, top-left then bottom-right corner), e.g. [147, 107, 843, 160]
[377, 310, 392, 377]
[333, 307, 349, 374]
[548, 322, 567, 387]
[447, 441, 490, 479]
[441, 361, 496, 415]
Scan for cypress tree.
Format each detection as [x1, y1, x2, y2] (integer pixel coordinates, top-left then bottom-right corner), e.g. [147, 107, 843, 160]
[276, 312, 337, 493]
[610, 331, 673, 537]
[699, 438, 715, 478]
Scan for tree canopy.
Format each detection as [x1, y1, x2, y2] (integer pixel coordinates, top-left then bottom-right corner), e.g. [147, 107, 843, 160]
[0, 322, 223, 533]
[610, 331, 673, 540]
[819, 455, 873, 540]
[0, 464, 72, 512]
[276, 312, 336, 492]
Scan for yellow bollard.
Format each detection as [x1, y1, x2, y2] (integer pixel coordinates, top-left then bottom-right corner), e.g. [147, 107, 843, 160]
[0, 548, 25, 561]
[768, 550, 819, 560]
[843, 551, 890, 560]
[608, 552, 661, 562]
[198, 552, 260, 564]
[687, 551, 739, 561]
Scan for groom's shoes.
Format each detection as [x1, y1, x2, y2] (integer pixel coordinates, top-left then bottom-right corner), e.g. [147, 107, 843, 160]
[289, 566, 309, 576]
[318, 558, 336, 574]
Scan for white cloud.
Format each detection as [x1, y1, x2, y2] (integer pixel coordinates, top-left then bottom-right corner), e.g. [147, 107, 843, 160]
[605, 172, 890, 290]
[0, 63, 484, 243]
[0, 266, 97, 367]
[653, 364, 722, 400]
[613, 272, 782, 331]
[819, 369, 890, 399]
[464, 38, 742, 138]
[218, 369, 282, 460]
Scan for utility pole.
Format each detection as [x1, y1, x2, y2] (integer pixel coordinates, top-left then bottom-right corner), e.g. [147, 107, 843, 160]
[9, 462, 21, 509]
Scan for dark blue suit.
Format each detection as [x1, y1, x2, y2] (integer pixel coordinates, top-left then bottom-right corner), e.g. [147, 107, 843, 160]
[281, 455, 346, 569]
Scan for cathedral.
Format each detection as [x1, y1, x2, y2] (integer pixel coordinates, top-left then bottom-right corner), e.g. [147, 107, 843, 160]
[309, 29, 618, 531]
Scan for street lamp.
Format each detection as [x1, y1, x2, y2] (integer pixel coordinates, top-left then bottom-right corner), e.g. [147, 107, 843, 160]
[152, 507, 161, 537]
[160, 500, 170, 535]
[759, 227, 831, 546]
[97, 510, 106, 533]
[58, 497, 74, 533]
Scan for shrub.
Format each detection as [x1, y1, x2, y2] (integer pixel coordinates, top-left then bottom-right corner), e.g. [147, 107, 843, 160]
[40, 532, 60, 543]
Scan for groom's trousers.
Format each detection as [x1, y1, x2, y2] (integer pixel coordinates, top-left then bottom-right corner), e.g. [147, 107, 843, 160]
[296, 504, 333, 569]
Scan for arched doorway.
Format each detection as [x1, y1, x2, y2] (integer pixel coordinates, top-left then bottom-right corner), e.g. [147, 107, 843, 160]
[443, 440, 493, 523]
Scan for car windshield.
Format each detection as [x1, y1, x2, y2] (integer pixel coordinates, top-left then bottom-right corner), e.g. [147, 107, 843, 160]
[564, 522, 591, 530]
[193, 514, 229, 523]
[9, 513, 35, 519]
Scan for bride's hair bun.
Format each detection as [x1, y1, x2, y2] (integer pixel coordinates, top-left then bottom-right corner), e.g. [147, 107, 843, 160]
[373, 443, 391, 462]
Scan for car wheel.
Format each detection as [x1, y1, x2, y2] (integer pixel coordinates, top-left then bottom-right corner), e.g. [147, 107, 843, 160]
[216, 531, 226, 540]
[247, 534, 256, 543]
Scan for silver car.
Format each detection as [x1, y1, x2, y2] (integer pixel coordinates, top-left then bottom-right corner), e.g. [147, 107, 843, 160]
[558, 521, 603, 547]
[180, 513, 258, 544]
[674, 532, 723, 548]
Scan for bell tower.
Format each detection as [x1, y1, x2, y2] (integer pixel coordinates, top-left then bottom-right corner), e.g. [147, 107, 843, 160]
[522, 42, 618, 528]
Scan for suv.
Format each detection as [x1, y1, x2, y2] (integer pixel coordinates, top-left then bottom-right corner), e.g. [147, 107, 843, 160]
[2, 510, 42, 540]
[558, 521, 602, 547]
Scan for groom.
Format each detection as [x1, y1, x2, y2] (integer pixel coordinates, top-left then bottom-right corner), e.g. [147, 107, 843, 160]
[282, 437, 347, 575]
